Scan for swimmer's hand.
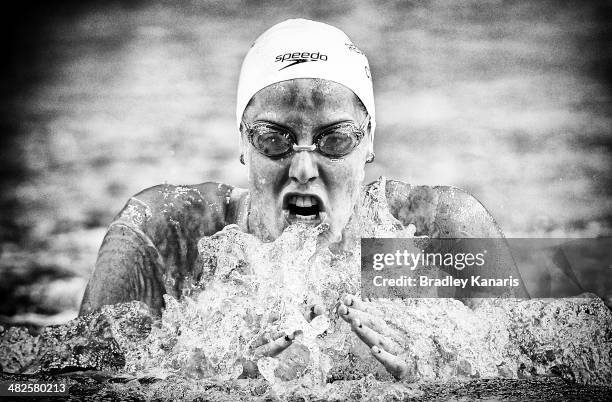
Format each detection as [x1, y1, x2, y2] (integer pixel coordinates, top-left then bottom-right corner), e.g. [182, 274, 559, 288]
[240, 304, 325, 378]
[338, 294, 409, 380]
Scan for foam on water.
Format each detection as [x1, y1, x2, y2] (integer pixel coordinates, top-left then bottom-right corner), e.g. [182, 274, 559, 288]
[121, 178, 405, 384]
[116, 177, 612, 395]
[124, 223, 366, 387]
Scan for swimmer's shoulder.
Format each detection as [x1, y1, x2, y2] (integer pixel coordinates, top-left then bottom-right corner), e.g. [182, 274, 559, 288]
[384, 179, 503, 237]
[112, 182, 248, 239]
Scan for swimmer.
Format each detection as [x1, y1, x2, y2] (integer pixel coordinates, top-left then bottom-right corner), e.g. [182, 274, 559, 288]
[80, 19, 528, 379]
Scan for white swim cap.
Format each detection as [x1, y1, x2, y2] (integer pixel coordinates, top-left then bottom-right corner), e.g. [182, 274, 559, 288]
[236, 19, 376, 143]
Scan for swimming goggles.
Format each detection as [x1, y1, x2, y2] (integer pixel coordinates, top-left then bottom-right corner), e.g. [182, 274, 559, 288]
[241, 114, 370, 159]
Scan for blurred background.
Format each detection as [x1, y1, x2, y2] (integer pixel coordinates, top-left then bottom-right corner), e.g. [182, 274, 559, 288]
[0, 0, 610, 328]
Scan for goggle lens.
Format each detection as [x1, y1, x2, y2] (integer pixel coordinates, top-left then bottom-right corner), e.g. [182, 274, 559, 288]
[316, 123, 363, 157]
[245, 116, 368, 159]
[249, 123, 294, 157]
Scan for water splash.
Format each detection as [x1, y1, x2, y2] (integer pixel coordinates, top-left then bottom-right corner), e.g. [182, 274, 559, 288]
[122, 223, 361, 387]
[113, 177, 612, 395]
[122, 179, 408, 388]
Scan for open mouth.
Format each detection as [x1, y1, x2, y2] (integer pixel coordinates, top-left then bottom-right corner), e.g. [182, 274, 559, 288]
[282, 194, 327, 225]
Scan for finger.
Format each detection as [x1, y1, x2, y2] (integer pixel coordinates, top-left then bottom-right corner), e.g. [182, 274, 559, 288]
[252, 331, 296, 358]
[371, 345, 409, 380]
[251, 328, 285, 349]
[351, 319, 403, 355]
[338, 304, 386, 332]
[350, 318, 380, 348]
[304, 304, 326, 322]
[342, 294, 382, 316]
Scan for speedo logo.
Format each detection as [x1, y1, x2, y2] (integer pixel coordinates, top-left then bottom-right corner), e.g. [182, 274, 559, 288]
[275, 51, 328, 70]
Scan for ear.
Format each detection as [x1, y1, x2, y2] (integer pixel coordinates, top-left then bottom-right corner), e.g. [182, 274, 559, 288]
[367, 121, 374, 155]
[239, 122, 249, 161]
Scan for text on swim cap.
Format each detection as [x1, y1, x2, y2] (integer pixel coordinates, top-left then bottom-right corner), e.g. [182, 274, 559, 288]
[275, 51, 328, 70]
[275, 52, 328, 62]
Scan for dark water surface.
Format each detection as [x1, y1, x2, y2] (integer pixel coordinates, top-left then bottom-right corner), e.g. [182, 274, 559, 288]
[1, 372, 611, 401]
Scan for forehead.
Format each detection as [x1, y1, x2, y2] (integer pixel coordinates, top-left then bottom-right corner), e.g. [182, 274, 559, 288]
[245, 78, 364, 121]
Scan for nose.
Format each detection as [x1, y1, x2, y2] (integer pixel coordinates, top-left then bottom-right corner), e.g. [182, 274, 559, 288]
[289, 150, 319, 184]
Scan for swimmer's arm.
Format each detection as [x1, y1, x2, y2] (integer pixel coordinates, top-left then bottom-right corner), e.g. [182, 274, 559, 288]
[80, 182, 235, 316]
[433, 186, 502, 238]
[434, 186, 529, 298]
[79, 204, 167, 316]
[384, 180, 509, 237]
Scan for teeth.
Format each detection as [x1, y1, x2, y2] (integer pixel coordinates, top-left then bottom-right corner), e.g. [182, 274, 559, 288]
[285, 195, 323, 224]
[289, 195, 319, 207]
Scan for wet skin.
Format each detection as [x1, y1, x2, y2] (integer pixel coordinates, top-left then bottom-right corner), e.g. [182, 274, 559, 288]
[240, 79, 406, 378]
[337, 294, 409, 379]
[241, 78, 372, 243]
